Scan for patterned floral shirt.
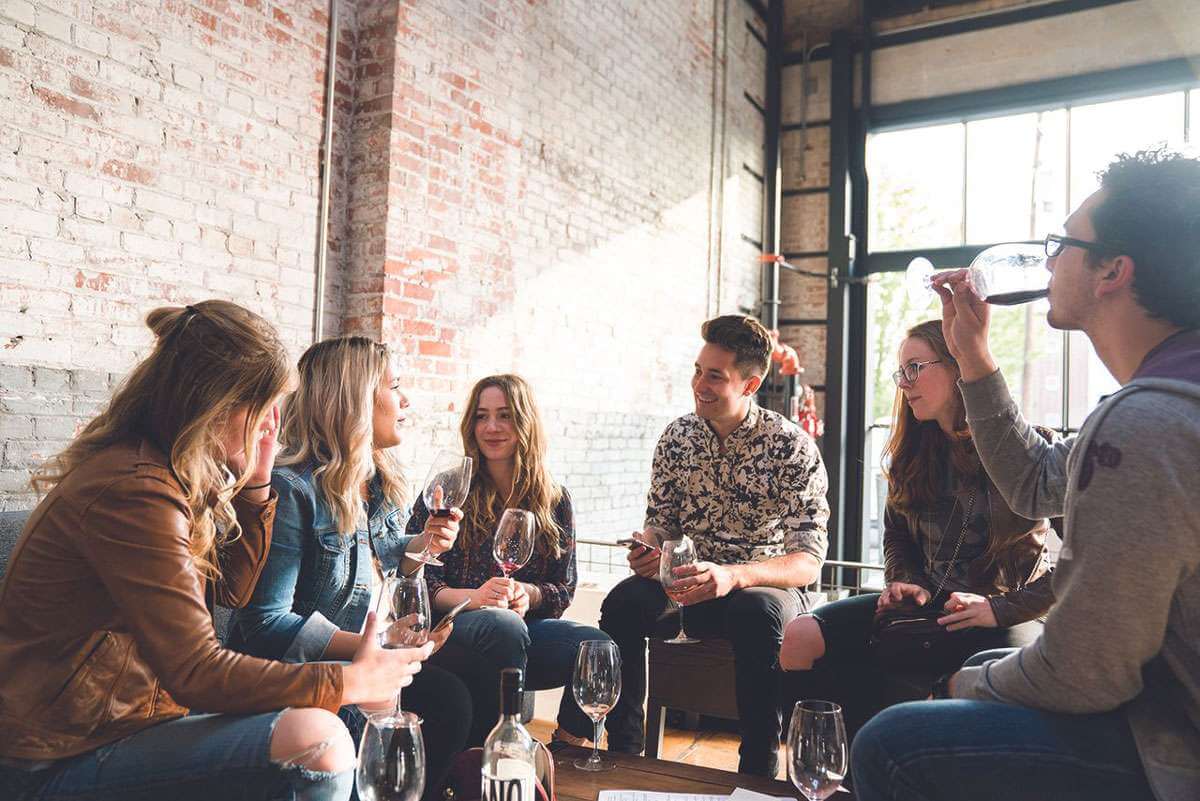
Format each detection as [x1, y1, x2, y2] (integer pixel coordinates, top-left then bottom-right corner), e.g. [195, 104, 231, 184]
[406, 488, 577, 620]
[645, 403, 829, 565]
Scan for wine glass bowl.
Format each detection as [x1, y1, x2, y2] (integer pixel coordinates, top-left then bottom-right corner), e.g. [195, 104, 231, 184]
[493, 509, 535, 578]
[904, 242, 1049, 306]
[379, 574, 431, 649]
[415, 452, 473, 567]
[378, 573, 431, 716]
[787, 700, 848, 801]
[658, 536, 701, 645]
[572, 639, 622, 771]
[357, 710, 425, 801]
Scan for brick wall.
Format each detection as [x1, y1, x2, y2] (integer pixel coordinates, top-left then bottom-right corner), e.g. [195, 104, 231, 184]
[334, 0, 767, 542]
[0, 0, 768, 540]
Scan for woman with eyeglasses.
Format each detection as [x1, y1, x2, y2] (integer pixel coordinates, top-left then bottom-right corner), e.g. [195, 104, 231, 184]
[778, 320, 1057, 745]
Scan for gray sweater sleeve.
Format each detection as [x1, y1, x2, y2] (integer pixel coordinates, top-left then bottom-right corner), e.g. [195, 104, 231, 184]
[958, 370, 1074, 520]
[954, 377, 1191, 712]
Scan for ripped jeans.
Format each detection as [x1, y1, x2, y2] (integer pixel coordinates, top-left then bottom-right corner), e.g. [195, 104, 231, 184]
[0, 710, 353, 801]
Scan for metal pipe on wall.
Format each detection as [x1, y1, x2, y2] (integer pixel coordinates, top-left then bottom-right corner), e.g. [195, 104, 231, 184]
[313, 0, 339, 343]
[760, 0, 784, 330]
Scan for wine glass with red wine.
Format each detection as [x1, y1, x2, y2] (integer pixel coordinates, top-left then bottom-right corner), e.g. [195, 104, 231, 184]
[492, 509, 535, 579]
[906, 242, 1049, 306]
[414, 452, 473, 567]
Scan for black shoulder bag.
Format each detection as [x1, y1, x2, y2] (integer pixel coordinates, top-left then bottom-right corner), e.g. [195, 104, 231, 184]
[869, 485, 977, 672]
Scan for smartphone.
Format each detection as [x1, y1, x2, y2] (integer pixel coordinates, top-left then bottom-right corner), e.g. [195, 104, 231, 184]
[432, 598, 471, 633]
[616, 536, 660, 554]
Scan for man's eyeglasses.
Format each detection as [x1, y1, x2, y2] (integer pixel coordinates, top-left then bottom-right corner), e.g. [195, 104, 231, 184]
[892, 360, 941, 386]
[1044, 234, 1121, 259]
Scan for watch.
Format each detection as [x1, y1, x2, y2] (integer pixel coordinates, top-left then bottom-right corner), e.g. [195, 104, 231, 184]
[931, 672, 956, 699]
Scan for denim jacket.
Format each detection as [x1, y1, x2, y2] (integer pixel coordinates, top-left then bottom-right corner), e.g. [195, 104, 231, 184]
[227, 461, 413, 663]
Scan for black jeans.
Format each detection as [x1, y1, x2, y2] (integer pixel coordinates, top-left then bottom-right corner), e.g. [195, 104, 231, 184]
[599, 575, 812, 776]
[780, 592, 1044, 747]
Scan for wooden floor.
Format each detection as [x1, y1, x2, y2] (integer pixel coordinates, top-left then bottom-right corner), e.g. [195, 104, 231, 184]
[528, 718, 786, 781]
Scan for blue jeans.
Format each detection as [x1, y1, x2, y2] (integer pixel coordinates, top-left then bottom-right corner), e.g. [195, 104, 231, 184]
[0, 711, 352, 801]
[429, 608, 610, 745]
[851, 649, 1155, 801]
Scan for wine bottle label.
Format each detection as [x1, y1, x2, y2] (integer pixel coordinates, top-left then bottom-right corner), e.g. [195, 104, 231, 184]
[483, 760, 535, 801]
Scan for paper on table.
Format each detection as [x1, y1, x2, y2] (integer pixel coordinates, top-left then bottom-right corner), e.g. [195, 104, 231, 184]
[729, 790, 796, 801]
[597, 793, 724, 801]
[597, 790, 796, 801]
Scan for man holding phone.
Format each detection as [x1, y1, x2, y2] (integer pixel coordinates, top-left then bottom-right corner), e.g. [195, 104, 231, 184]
[600, 314, 830, 777]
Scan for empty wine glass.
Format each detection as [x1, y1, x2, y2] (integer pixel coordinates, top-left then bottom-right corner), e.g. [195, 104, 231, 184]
[414, 452, 473, 567]
[905, 242, 1049, 306]
[658, 536, 701, 645]
[357, 710, 425, 801]
[572, 639, 622, 771]
[378, 573, 431, 714]
[787, 700, 848, 801]
[493, 509, 535, 578]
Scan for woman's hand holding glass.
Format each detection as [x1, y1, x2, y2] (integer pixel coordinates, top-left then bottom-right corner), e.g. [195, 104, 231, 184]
[468, 576, 515, 610]
[415, 486, 461, 558]
[343, 612, 432, 708]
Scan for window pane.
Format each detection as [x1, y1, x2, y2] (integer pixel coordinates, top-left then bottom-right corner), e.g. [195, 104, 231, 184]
[1066, 330, 1121, 430]
[1191, 89, 1198, 144]
[1069, 92, 1187, 209]
[867, 124, 965, 251]
[965, 112, 1068, 244]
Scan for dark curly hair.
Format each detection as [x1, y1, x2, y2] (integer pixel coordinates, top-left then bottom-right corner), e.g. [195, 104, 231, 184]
[700, 314, 772, 378]
[1091, 148, 1200, 328]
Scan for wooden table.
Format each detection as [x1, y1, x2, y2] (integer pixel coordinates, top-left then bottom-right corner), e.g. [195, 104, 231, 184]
[551, 746, 806, 801]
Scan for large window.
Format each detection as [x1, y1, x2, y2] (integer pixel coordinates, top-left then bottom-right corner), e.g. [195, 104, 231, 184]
[859, 87, 1193, 568]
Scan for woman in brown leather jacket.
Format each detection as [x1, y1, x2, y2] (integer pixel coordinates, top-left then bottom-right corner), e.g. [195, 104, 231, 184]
[0, 301, 427, 801]
[778, 320, 1057, 745]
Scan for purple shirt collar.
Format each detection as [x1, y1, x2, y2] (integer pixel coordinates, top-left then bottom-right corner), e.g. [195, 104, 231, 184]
[1131, 328, 1200, 385]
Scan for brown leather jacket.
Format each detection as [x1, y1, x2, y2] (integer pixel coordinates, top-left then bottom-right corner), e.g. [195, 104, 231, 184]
[0, 439, 343, 761]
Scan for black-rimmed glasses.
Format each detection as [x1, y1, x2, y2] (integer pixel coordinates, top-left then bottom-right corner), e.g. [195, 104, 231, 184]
[891, 360, 941, 386]
[1044, 233, 1120, 259]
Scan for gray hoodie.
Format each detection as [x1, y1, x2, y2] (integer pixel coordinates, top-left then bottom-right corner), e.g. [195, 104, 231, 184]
[952, 337, 1200, 801]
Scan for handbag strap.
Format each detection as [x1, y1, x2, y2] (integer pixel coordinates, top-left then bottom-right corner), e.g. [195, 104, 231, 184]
[931, 483, 978, 601]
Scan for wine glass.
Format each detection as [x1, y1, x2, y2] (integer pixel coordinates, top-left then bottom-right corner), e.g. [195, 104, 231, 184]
[572, 639, 622, 771]
[357, 710, 426, 801]
[413, 452, 473, 567]
[378, 573, 431, 714]
[493, 509, 535, 578]
[905, 242, 1049, 306]
[787, 700, 848, 801]
[658, 536, 701, 645]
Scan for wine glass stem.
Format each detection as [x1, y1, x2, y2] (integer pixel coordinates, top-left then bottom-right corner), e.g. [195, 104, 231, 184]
[393, 687, 402, 717]
[678, 605, 686, 638]
[591, 717, 603, 764]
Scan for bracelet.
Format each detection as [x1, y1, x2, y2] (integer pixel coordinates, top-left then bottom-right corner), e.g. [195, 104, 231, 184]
[243, 481, 272, 491]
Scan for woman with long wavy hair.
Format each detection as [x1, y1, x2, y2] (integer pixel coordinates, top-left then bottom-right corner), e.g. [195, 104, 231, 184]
[408, 374, 611, 747]
[0, 302, 422, 801]
[777, 319, 1057, 744]
[228, 336, 471, 801]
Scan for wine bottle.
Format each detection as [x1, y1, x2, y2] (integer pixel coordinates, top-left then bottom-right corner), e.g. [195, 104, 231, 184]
[482, 668, 538, 801]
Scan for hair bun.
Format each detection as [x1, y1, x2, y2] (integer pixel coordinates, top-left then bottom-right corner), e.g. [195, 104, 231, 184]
[145, 305, 195, 339]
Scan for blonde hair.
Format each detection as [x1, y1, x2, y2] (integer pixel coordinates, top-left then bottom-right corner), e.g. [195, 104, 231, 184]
[459, 374, 564, 558]
[33, 300, 292, 583]
[278, 336, 407, 534]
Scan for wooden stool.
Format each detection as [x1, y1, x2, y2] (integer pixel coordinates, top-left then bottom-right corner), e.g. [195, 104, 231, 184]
[645, 636, 738, 758]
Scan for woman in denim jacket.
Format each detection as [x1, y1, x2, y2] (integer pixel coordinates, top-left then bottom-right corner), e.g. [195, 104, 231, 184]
[228, 336, 470, 801]
[408, 374, 611, 749]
